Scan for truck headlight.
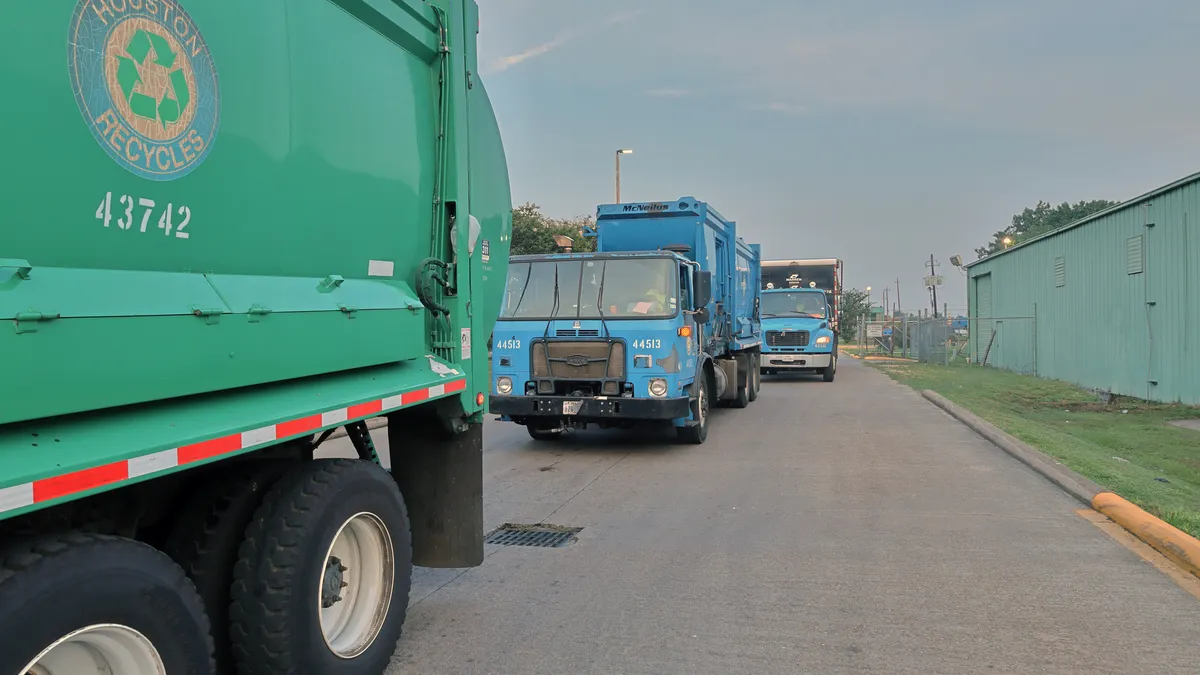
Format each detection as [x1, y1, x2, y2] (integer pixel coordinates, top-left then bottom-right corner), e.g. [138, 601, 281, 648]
[815, 336, 831, 347]
[648, 378, 668, 397]
[496, 376, 513, 395]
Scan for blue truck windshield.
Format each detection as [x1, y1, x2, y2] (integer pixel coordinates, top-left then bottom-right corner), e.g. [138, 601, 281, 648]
[500, 258, 677, 320]
[761, 291, 827, 319]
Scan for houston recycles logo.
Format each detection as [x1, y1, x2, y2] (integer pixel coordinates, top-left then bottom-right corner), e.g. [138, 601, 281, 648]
[69, 0, 219, 181]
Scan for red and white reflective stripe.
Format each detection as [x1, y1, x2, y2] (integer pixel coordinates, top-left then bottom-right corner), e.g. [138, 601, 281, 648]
[0, 378, 467, 515]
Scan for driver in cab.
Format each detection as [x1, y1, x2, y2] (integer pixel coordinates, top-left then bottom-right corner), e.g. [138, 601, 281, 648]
[796, 294, 824, 317]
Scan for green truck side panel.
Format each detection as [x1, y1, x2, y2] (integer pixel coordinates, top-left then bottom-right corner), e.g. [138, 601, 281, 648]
[0, 358, 464, 519]
[0, 266, 427, 422]
[1, 0, 511, 426]
[966, 171, 1200, 404]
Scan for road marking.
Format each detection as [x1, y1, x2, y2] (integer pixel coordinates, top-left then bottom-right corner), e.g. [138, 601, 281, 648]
[1076, 508, 1200, 602]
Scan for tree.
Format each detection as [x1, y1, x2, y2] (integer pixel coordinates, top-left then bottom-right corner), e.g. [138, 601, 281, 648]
[509, 202, 598, 256]
[838, 288, 871, 342]
[974, 199, 1118, 259]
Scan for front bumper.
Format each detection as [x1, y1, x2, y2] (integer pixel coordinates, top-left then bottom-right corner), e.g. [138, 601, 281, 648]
[762, 352, 833, 369]
[490, 395, 691, 421]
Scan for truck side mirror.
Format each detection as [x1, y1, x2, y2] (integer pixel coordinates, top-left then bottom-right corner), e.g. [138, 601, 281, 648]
[693, 271, 712, 310]
[692, 307, 711, 324]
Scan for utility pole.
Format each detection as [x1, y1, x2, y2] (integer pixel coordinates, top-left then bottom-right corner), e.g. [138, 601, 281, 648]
[895, 278, 901, 316]
[615, 148, 633, 202]
[925, 254, 940, 318]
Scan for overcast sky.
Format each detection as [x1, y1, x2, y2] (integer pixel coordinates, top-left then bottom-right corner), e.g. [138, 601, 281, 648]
[476, 0, 1200, 312]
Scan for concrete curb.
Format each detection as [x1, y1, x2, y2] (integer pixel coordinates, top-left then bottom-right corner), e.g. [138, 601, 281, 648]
[1092, 492, 1200, 580]
[922, 389, 1200, 580]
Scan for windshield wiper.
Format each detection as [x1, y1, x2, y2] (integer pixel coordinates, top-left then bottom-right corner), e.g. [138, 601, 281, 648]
[551, 264, 561, 317]
[542, 263, 561, 341]
[595, 261, 613, 338]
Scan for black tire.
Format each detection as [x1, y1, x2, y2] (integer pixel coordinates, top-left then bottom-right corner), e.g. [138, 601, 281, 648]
[527, 425, 563, 441]
[823, 354, 837, 382]
[229, 459, 412, 675]
[163, 463, 288, 674]
[730, 355, 750, 409]
[676, 374, 710, 444]
[0, 532, 216, 675]
[747, 353, 760, 402]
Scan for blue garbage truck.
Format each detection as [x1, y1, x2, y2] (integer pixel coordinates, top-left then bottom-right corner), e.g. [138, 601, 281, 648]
[759, 287, 838, 381]
[489, 197, 763, 444]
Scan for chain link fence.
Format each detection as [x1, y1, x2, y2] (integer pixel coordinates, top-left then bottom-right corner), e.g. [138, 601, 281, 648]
[855, 315, 1038, 375]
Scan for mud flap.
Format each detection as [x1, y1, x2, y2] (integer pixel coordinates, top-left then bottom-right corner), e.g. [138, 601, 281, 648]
[387, 412, 484, 568]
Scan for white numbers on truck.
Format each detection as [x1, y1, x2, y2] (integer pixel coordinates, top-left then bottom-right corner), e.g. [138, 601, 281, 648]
[159, 204, 191, 238]
[495, 338, 521, 350]
[118, 194, 133, 229]
[94, 192, 112, 228]
[631, 338, 662, 350]
[137, 198, 155, 232]
[95, 192, 191, 239]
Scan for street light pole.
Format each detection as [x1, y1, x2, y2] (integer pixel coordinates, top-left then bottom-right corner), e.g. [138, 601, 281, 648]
[615, 148, 633, 202]
[865, 286, 873, 351]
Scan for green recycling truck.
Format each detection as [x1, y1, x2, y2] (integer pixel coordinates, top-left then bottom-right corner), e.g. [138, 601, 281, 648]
[0, 1, 510, 673]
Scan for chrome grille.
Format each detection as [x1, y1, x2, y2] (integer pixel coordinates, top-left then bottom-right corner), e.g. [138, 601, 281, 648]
[767, 330, 809, 348]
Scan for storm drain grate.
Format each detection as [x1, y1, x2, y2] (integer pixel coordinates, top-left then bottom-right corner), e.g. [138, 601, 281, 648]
[484, 523, 583, 548]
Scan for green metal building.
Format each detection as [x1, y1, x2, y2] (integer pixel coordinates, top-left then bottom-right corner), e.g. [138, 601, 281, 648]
[965, 170, 1200, 405]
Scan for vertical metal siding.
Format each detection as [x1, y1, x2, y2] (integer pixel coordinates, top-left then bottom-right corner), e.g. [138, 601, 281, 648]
[967, 175, 1200, 404]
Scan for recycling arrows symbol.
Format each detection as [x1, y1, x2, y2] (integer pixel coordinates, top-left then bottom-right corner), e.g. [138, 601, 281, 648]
[115, 28, 190, 127]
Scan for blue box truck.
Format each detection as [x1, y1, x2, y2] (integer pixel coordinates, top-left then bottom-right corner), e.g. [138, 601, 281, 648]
[759, 287, 839, 381]
[489, 197, 763, 444]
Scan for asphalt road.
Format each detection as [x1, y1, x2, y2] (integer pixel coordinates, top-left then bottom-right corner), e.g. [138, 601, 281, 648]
[326, 358, 1200, 674]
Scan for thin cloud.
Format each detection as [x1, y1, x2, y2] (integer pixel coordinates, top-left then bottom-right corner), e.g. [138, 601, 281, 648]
[746, 101, 808, 116]
[489, 35, 571, 73]
[645, 88, 690, 98]
[487, 10, 642, 75]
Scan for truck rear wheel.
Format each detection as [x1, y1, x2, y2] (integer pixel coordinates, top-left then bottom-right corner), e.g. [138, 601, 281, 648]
[164, 463, 288, 674]
[229, 458, 411, 675]
[1, 533, 215, 675]
[676, 375, 710, 444]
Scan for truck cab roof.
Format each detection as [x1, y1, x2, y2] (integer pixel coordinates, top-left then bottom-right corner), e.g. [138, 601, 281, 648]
[509, 251, 689, 264]
[763, 287, 825, 295]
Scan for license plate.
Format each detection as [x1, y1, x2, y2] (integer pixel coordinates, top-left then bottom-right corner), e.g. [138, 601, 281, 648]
[781, 355, 796, 362]
[562, 400, 583, 415]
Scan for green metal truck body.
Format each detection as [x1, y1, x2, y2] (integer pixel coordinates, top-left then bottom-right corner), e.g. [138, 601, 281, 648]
[0, 0, 510, 672]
